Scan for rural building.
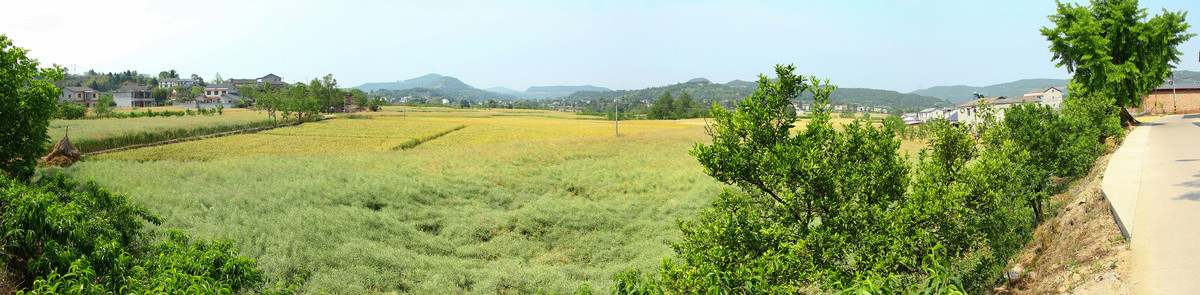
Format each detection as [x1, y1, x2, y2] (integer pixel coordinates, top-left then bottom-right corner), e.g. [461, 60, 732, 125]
[158, 78, 198, 88]
[1136, 81, 1200, 115]
[230, 74, 288, 88]
[916, 107, 945, 122]
[187, 83, 245, 108]
[113, 85, 155, 107]
[955, 96, 1049, 125]
[1022, 87, 1065, 110]
[58, 86, 100, 107]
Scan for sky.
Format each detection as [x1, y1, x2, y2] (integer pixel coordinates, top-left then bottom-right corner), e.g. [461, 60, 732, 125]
[3, 0, 1199, 93]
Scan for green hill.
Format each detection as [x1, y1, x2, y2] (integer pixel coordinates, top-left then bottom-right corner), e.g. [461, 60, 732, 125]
[516, 85, 612, 99]
[354, 73, 475, 92]
[372, 87, 517, 103]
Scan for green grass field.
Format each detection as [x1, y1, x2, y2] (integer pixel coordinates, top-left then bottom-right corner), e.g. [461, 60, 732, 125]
[51, 107, 927, 293]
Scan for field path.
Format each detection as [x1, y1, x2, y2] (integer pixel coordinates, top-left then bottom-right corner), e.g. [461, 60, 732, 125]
[1105, 114, 1200, 294]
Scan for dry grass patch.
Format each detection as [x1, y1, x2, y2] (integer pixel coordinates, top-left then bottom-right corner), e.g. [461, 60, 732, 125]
[1006, 151, 1133, 294]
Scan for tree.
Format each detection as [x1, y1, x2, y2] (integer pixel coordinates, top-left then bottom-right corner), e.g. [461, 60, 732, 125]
[213, 72, 224, 84]
[459, 99, 471, 108]
[650, 91, 674, 119]
[643, 65, 911, 292]
[190, 74, 206, 86]
[0, 35, 66, 181]
[1041, 0, 1193, 126]
[153, 87, 171, 105]
[675, 91, 695, 118]
[94, 94, 114, 115]
[350, 88, 369, 109]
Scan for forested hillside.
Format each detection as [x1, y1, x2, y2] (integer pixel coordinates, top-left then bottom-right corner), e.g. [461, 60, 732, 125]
[371, 87, 517, 103]
[568, 81, 949, 111]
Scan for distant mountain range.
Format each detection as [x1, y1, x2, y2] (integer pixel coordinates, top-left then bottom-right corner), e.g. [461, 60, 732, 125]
[567, 78, 951, 111]
[507, 85, 612, 99]
[354, 74, 612, 100]
[911, 70, 1200, 103]
[911, 79, 1070, 103]
[357, 70, 1200, 111]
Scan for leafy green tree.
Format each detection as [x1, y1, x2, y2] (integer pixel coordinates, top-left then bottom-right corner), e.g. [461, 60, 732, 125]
[0, 35, 65, 181]
[651, 65, 912, 292]
[649, 91, 674, 119]
[675, 91, 695, 118]
[350, 88, 370, 109]
[94, 94, 115, 115]
[56, 101, 87, 120]
[1041, 0, 1194, 125]
[152, 87, 171, 105]
[459, 99, 471, 108]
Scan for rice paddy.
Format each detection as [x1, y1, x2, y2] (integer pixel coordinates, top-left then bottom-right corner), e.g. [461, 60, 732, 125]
[51, 107, 927, 293]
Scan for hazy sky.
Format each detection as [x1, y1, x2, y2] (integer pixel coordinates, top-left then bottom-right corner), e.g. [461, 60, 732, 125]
[3, 0, 1199, 92]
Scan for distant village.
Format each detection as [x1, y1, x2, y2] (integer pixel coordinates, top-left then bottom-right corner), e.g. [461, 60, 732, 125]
[54, 72, 1200, 119]
[56, 73, 287, 109]
[894, 81, 1200, 126]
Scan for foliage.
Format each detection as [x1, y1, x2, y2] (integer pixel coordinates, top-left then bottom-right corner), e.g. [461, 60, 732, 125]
[608, 63, 1123, 293]
[54, 101, 87, 120]
[0, 35, 65, 181]
[1041, 0, 1194, 124]
[648, 91, 705, 119]
[1, 173, 295, 293]
[93, 94, 115, 116]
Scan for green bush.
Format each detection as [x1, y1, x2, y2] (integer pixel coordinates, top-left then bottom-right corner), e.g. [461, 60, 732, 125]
[0, 173, 299, 293]
[610, 65, 1120, 294]
[55, 102, 87, 120]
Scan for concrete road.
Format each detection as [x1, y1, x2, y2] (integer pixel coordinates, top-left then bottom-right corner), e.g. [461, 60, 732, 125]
[1120, 114, 1200, 294]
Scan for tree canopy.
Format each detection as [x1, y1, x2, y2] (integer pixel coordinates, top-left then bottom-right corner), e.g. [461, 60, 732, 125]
[1041, 0, 1193, 124]
[0, 35, 65, 181]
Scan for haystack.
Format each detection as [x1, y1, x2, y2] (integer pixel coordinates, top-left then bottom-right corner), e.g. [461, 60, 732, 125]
[42, 131, 82, 167]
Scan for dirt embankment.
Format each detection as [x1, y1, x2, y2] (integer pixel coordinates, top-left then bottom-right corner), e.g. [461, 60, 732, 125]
[1005, 147, 1133, 294]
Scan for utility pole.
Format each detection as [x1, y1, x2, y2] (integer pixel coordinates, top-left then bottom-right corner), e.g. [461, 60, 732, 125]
[614, 99, 621, 136]
[1171, 74, 1178, 114]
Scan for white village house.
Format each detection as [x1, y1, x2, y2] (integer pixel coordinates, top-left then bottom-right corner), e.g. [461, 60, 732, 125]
[113, 85, 156, 107]
[187, 83, 247, 108]
[954, 86, 1064, 125]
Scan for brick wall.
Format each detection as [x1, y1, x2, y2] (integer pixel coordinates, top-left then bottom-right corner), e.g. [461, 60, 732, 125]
[1137, 89, 1200, 115]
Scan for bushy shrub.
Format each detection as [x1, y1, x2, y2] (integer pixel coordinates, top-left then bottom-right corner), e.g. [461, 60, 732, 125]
[610, 65, 1121, 294]
[0, 173, 298, 293]
[55, 102, 87, 120]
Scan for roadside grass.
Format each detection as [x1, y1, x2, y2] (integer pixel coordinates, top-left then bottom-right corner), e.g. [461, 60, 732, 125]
[48, 108, 274, 153]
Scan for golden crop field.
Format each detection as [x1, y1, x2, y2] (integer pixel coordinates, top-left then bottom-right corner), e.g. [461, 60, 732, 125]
[97, 116, 467, 161]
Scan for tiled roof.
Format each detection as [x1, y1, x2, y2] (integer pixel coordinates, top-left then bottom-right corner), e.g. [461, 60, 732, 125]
[63, 86, 97, 92]
[115, 85, 151, 92]
[1024, 87, 1060, 95]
